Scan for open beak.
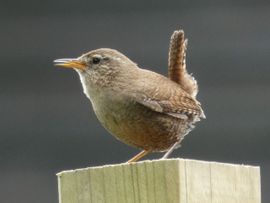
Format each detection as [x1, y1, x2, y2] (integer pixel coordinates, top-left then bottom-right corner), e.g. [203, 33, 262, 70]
[54, 58, 87, 71]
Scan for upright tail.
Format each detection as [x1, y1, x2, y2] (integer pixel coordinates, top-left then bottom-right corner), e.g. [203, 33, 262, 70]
[168, 30, 198, 98]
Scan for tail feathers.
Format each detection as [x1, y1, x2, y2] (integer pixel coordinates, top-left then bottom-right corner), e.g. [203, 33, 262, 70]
[168, 30, 198, 98]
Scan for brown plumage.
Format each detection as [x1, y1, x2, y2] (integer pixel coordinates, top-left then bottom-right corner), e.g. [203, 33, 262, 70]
[54, 30, 205, 162]
[168, 30, 198, 98]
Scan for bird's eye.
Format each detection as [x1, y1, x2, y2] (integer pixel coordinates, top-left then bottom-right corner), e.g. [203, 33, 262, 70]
[92, 57, 101, 64]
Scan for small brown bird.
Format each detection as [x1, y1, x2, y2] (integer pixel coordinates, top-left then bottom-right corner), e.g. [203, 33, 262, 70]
[54, 30, 205, 162]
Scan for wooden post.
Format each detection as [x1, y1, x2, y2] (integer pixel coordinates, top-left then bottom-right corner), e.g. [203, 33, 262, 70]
[57, 159, 261, 203]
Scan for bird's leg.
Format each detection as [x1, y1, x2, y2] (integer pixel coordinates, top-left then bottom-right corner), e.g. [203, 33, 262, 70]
[161, 141, 180, 159]
[127, 150, 150, 163]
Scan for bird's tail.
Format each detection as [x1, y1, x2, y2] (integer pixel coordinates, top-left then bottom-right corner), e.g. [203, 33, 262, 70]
[168, 30, 198, 98]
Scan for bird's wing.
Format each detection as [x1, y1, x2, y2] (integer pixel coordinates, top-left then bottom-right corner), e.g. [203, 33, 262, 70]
[128, 84, 205, 120]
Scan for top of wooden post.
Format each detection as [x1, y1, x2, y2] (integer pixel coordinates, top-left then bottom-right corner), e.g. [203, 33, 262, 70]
[57, 158, 261, 203]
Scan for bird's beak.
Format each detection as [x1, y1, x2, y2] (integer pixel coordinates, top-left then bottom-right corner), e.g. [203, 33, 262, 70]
[54, 58, 87, 71]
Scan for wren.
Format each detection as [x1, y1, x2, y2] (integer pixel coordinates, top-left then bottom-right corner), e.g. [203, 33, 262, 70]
[54, 30, 205, 162]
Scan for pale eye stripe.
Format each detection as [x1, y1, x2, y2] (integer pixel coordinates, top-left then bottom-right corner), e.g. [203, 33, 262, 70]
[92, 54, 102, 58]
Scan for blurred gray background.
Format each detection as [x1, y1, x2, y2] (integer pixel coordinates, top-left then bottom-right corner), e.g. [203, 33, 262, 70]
[1, 0, 269, 202]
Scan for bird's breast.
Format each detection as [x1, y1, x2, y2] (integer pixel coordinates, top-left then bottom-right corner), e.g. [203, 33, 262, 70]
[88, 90, 192, 152]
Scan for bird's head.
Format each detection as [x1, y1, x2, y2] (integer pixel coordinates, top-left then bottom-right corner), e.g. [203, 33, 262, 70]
[54, 48, 137, 88]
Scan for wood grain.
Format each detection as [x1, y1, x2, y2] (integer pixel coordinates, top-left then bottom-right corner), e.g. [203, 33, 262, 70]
[57, 159, 261, 203]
